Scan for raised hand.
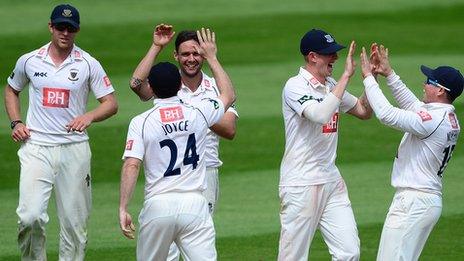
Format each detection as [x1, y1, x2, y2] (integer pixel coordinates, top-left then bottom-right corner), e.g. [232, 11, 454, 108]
[343, 41, 357, 78]
[374, 45, 392, 77]
[195, 28, 217, 61]
[360, 47, 373, 78]
[153, 23, 175, 48]
[369, 43, 380, 73]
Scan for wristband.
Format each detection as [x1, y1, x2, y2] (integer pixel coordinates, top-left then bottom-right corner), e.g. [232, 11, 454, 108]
[10, 120, 23, 129]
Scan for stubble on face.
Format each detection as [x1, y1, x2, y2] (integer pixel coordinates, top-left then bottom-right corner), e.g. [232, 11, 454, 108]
[175, 40, 204, 78]
[49, 24, 77, 51]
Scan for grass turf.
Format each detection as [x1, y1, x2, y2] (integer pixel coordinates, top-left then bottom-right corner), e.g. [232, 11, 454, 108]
[1, 0, 464, 260]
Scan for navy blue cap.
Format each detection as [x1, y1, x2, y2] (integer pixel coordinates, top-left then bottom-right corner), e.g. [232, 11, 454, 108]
[148, 62, 181, 98]
[421, 65, 464, 100]
[50, 4, 80, 29]
[300, 29, 345, 55]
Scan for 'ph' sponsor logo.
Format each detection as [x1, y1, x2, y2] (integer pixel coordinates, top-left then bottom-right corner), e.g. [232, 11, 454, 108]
[42, 87, 70, 108]
[160, 106, 184, 123]
[34, 72, 48, 77]
[322, 113, 339, 133]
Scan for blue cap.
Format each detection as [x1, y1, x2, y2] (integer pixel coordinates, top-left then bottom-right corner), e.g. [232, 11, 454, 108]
[148, 62, 181, 98]
[300, 29, 345, 55]
[421, 65, 464, 100]
[50, 4, 80, 29]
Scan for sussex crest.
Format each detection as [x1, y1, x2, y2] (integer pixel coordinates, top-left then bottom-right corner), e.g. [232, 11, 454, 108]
[324, 34, 334, 43]
[62, 9, 73, 17]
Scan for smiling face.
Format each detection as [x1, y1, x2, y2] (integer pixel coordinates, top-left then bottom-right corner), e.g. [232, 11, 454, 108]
[314, 52, 339, 78]
[48, 22, 79, 51]
[306, 51, 339, 82]
[174, 40, 204, 78]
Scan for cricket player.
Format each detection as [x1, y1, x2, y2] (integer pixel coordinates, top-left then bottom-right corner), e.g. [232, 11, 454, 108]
[360, 45, 463, 261]
[119, 28, 236, 260]
[4, 4, 118, 260]
[129, 24, 238, 260]
[279, 29, 372, 261]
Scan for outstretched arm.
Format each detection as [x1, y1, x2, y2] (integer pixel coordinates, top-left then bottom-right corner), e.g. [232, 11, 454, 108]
[370, 44, 420, 110]
[130, 24, 175, 101]
[302, 41, 357, 124]
[195, 28, 236, 110]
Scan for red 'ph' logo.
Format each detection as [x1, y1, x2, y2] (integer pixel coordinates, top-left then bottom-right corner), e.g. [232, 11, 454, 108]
[160, 106, 184, 123]
[449, 113, 458, 129]
[417, 111, 432, 122]
[125, 140, 134, 150]
[43, 87, 70, 108]
[103, 76, 112, 87]
[322, 112, 339, 133]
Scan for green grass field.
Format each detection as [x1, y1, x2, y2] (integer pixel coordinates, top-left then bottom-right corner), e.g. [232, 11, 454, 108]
[1, 0, 464, 260]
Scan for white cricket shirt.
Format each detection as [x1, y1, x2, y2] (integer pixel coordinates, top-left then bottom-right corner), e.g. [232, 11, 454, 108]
[280, 67, 358, 186]
[7, 43, 115, 145]
[178, 72, 239, 168]
[364, 73, 460, 195]
[122, 96, 225, 200]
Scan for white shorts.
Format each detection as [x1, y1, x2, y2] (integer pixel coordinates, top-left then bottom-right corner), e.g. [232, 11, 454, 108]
[377, 188, 442, 261]
[166, 167, 220, 261]
[137, 192, 216, 261]
[278, 179, 360, 261]
[203, 167, 219, 215]
[16, 141, 91, 261]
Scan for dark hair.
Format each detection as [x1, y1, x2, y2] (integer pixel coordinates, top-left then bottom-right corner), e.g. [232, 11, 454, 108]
[175, 30, 198, 52]
[147, 62, 181, 98]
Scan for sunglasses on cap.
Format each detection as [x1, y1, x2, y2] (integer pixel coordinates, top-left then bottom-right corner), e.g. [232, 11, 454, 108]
[53, 23, 79, 33]
[425, 78, 450, 92]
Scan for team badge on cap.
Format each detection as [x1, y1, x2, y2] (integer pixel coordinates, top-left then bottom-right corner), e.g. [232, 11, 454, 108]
[62, 9, 73, 17]
[324, 34, 334, 43]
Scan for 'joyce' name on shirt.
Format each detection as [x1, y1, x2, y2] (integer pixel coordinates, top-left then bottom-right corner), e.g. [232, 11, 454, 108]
[160, 106, 189, 135]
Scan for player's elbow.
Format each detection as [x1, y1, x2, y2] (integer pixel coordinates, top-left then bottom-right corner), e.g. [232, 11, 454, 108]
[110, 100, 119, 116]
[358, 110, 373, 120]
[222, 128, 236, 140]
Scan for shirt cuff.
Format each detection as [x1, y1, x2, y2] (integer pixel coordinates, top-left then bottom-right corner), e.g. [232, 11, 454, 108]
[386, 70, 400, 85]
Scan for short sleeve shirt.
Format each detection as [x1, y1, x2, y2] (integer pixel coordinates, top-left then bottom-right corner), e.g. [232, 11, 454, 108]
[280, 67, 357, 186]
[177, 72, 239, 168]
[7, 43, 115, 145]
[122, 96, 225, 200]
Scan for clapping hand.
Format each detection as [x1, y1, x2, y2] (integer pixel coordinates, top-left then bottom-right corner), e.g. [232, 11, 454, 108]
[153, 23, 175, 48]
[195, 28, 217, 61]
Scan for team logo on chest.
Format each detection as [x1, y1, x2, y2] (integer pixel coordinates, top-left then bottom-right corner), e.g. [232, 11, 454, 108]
[68, 68, 79, 81]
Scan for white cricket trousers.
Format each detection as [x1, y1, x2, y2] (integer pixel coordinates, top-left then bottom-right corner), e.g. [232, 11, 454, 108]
[16, 141, 91, 261]
[278, 178, 360, 261]
[166, 167, 219, 261]
[377, 188, 442, 261]
[137, 192, 217, 261]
